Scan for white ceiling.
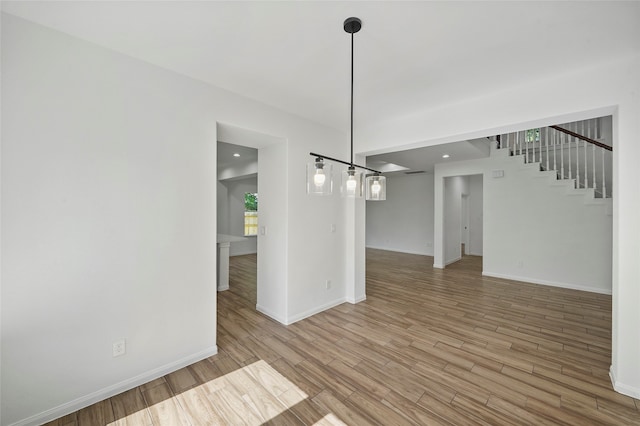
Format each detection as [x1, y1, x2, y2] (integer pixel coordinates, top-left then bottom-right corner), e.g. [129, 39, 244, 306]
[3, 1, 639, 172]
[368, 137, 492, 175]
[217, 141, 258, 170]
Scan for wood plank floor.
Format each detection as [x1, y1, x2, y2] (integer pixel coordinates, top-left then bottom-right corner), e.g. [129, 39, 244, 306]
[45, 249, 640, 425]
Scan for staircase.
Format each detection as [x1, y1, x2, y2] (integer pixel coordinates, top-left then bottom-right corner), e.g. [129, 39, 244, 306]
[495, 117, 613, 199]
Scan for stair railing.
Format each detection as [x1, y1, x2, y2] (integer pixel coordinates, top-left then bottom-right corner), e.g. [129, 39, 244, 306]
[498, 118, 612, 198]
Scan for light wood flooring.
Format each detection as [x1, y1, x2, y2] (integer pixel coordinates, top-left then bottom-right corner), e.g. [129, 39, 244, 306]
[45, 249, 640, 425]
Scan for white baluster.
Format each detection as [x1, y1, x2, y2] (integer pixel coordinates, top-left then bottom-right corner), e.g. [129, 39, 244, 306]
[520, 131, 523, 156]
[525, 131, 529, 163]
[560, 131, 565, 179]
[602, 149, 607, 198]
[584, 122, 588, 189]
[532, 129, 536, 163]
[592, 143, 596, 190]
[553, 129, 557, 173]
[535, 128, 539, 163]
[545, 127, 550, 170]
[567, 131, 572, 180]
[575, 127, 580, 187]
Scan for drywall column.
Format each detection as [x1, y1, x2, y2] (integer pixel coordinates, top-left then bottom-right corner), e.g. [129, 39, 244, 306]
[256, 141, 288, 323]
[434, 163, 485, 269]
[468, 175, 484, 256]
[345, 155, 367, 303]
[217, 241, 231, 291]
[610, 97, 640, 399]
[433, 171, 445, 268]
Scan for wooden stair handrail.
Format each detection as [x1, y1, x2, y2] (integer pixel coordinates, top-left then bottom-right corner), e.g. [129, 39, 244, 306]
[550, 125, 612, 151]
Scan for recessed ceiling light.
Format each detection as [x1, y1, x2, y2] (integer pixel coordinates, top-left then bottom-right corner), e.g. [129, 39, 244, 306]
[442, 154, 450, 158]
[233, 153, 240, 157]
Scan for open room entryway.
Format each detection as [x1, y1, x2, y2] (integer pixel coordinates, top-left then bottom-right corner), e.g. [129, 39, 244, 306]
[215, 123, 287, 324]
[217, 141, 258, 304]
[443, 174, 484, 267]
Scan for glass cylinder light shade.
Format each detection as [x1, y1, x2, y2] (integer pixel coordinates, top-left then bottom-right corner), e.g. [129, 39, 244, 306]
[307, 158, 333, 195]
[341, 167, 363, 198]
[365, 174, 386, 200]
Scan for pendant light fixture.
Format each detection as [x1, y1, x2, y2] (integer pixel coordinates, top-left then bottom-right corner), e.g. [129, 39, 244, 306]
[307, 17, 386, 201]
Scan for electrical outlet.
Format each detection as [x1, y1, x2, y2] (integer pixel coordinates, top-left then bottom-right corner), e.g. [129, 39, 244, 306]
[113, 339, 126, 357]
[325, 280, 332, 290]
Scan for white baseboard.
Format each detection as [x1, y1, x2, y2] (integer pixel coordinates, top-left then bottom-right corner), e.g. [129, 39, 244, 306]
[433, 263, 445, 269]
[365, 245, 433, 257]
[610, 366, 640, 399]
[347, 294, 366, 304]
[285, 297, 347, 325]
[445, 256, 462, 266]
[258, 298, 348, 326]
[256, 304, 288, 325]
[230, 249, 257, 257]
[482, 271, 612, 295]
[11, 346, 218, 426]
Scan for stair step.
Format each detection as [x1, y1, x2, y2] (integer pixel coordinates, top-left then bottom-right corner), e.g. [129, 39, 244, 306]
[491, 147, 512, 158]
[520, 162, 542, 173]
[532, 170, 558, 180]
[566, 187, 593, 196]
[549, 178, 576, 189]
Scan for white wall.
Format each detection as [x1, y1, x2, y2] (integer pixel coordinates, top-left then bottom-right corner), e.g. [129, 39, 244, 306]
[443, 176, 468, 265]
[217, 181, 230, 234]
[365, 173, 434, 255]
[468, 175, 484, 256]
[218, 176, 258, 256]
[1, 14, 348, 425]
[435, 150, 613, 293]
[358, 47, 640, 398]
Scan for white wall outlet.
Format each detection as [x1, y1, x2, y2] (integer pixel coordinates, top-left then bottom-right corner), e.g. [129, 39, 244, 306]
[325, 280, 331, 290]
[113, 339, 126, 357]
[330, 224, 336, 233]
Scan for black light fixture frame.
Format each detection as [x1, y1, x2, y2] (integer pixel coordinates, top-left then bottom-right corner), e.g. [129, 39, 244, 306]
[309, 17, 382, 175]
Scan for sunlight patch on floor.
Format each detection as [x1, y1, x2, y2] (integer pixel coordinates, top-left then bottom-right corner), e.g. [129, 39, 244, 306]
[108, 360, 346, 425]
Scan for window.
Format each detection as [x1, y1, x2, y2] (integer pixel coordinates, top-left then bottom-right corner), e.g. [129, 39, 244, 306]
[526, 128, 540, 142]
[244, 192, 258, 236]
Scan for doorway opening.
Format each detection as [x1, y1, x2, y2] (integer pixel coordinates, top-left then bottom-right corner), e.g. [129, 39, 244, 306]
[216, 122, 287, 319]
[443, 174, 483, 266]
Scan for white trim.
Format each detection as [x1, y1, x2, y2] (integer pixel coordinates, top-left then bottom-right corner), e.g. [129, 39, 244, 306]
[256, 304, 288, 325]
[482, 271, 612, 295]
[257, 298, 348, 326]
[347, 295, 367, 304]
[9, 346, 218, 426]
[433, 263, 445, 269]
[610, 366, 640, 399]
[365, 245, 433, 257]
[230, 249, 258, 257]
[445, 256, 462, 266]
[285, 297, 347, 325]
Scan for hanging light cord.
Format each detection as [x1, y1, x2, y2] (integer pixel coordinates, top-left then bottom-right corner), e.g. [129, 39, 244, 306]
[350, 29, 354, 167]
[309, 17, 381, 175]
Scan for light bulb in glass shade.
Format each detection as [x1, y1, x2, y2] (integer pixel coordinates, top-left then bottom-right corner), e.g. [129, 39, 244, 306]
[371, 179, 381, 195]
[346, 173, 357, 192]
[314, 169, 326, 187]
